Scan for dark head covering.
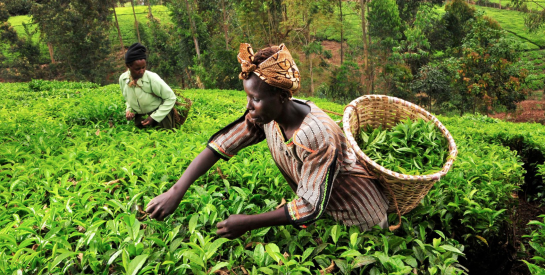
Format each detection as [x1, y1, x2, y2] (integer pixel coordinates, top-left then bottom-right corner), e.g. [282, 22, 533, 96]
[125, 43, 147, 64]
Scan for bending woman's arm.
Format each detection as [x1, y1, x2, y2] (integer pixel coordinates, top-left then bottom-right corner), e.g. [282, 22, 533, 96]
[146, 147, 220, 220]
[216, 208, 289, 239]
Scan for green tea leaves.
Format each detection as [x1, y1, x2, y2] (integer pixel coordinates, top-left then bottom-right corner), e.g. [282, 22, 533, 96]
[357, 118, 448, 175]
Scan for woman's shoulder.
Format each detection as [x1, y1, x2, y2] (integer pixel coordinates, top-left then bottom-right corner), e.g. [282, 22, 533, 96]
[119, 70, 130, 81]
[292, 100, 340, 153]
[142, 70, 160, 80]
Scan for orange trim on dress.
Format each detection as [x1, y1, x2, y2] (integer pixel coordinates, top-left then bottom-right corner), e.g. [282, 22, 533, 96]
[292, 129, 317, 153]
[292, 201, 301, 219]
[210, 141, 234, 157]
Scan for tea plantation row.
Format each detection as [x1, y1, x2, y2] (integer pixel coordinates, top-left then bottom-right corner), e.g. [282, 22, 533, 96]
[0, 80, 544, 274]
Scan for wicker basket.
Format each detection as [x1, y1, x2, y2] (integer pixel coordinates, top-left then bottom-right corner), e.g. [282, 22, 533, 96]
[342, 95, 458, 230]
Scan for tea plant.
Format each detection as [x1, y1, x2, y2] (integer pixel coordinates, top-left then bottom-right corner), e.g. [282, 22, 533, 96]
[0, 81, 542, 274]
[522, 215, 545, 274]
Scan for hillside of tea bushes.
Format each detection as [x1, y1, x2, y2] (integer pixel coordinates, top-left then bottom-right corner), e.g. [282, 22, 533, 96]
[1, 80, 544, 274]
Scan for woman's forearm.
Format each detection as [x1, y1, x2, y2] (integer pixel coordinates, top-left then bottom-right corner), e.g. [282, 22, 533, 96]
[216, 207, 290, 239]
[170, 147, 220, 200]
[247, 207, 290, 230]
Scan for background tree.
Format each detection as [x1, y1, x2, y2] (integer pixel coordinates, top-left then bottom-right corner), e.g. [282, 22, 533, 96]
[131, 0, 141, 43]
[367, 0, 403, 95]
[31, 0, 118, 84]
[113, 1, 125, 52]
[3, 0, 33, 16]
[453, 16, 527, 114]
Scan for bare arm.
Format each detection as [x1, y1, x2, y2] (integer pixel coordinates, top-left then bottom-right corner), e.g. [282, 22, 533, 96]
[216, 206, 290, 239]
[146, 147, 220, 220]
[147, 146, 290, 239]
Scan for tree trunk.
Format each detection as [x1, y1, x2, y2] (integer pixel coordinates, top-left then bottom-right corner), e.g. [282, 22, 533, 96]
[147, 0, 153, 18]
[184, 0, 204, 89]
[221, 0, 229, 50]
[360, 0, 369, 94]
[113, 5, 124, 51]
[309, 53, 314, 96]
[185, 0, 201, 59]
[131, 0, 141, 43]
[47, 43, 55, 63]
[339, 0, 344, 65]
[367, 4, 374, 93]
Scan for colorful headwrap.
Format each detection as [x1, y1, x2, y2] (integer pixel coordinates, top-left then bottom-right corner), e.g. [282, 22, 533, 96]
[238, 43, 301, 94]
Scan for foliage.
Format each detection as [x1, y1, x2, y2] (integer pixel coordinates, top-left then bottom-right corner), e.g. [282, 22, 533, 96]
[140, 17, 189, 87]
[452, 15, 528, 113]
[441, 0, 476, 50]
[368, 0, 403, 51]
[2, 81, 539, 273]
[357, 119, 448, 175]
[321, 61, 362, 104]
[522, 215, 545, 274]
[3, 0, 32, 16]
[0, 3, 47, 81]
[30, 0, 118, 85]
[411, 62, 454, 113]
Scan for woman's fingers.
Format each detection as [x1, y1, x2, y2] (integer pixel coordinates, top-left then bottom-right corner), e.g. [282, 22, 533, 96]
[216, 227, 230, 238]
[150, 208, 164, 221]
[145, 200, 156, 213]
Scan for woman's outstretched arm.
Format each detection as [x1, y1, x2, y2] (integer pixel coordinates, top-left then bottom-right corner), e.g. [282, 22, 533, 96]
[216, 208, 290, 239]
[146, 147, 220, 220]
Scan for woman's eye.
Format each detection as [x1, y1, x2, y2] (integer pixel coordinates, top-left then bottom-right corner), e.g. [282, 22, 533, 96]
[253, 97, 260, 102]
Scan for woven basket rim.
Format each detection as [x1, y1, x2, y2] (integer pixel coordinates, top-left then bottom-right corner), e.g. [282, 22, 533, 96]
[343, 95, 458, 183]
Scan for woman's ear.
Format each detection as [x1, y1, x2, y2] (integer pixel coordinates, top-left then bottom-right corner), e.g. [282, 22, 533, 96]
[279, 90, 291, 104]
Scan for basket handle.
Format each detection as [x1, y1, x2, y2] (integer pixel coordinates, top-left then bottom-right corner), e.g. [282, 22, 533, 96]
[344, 104, 361, 137]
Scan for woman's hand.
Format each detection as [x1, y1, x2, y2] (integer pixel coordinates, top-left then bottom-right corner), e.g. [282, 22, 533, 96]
[126, 110, 135, 120]
[141, 116, 155, 126]
[146, 189, 180, 221]
[216, 215, 251, 239]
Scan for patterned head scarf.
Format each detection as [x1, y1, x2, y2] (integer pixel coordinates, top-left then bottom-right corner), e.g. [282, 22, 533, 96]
[238, 43, 301, 94]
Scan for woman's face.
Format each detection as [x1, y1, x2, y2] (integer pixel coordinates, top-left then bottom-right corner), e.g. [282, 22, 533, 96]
[243, 75, 283, 125]
[127, 59, 146, 79]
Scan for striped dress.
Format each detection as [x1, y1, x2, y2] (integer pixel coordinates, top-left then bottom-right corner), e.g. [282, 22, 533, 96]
[208, 99, 389, 231]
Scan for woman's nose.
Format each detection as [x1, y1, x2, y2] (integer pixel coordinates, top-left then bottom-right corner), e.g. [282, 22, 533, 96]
[246, 97, 253, 110]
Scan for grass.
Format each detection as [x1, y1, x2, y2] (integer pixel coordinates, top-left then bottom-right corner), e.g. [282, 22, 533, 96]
[484, 0, 545, 11]
[473, 5, 545, 48]
[109, 5, 171, 47]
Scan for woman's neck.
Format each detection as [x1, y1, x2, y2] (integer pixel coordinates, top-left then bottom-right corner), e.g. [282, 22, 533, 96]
[275, 100, 310, 138]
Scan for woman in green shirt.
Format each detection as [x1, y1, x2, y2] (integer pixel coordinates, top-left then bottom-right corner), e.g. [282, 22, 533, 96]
[119, 43, 179, 129]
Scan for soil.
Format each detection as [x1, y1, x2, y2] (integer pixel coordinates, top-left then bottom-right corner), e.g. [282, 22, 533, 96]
[490, 91, 545, 125]
[509, 193, 545, 275]
[321, 40, 344, 66]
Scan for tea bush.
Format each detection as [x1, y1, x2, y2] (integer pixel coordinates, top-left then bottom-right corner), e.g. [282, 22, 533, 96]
[0, 81, 543, 274]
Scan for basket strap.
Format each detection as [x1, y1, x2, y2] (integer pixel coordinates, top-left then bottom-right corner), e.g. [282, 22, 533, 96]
[381, 175, 402, 231]
[322, 109, 343, 116]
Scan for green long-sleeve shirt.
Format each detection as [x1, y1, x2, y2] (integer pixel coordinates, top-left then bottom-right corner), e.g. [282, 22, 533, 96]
[119, 70, 176, 123]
